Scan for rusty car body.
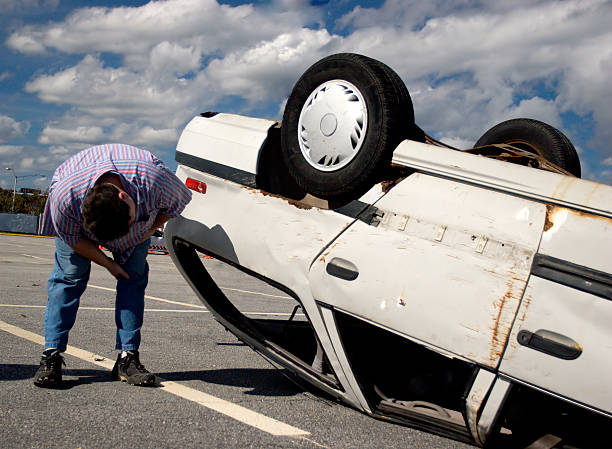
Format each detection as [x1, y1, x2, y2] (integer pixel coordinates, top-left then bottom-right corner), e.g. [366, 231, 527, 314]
[165, 112, 612, 448]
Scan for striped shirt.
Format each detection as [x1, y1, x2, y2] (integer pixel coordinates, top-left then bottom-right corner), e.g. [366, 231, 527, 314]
[41, 144, 192, 263]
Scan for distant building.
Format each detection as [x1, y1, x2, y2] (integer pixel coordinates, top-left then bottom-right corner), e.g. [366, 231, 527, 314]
[20, 188, 42, 194]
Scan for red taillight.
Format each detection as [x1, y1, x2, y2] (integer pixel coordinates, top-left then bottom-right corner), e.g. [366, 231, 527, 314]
[186, 178, 207, 194]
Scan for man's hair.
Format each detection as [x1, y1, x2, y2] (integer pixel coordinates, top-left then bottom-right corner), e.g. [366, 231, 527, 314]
[82, 183, 131, 242]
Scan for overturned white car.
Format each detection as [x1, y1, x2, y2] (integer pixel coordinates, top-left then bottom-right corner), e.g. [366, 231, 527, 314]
[166, 54, 612, 448]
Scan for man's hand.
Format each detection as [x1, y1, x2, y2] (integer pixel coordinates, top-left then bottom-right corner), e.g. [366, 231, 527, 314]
[105, 258, 130, 280]
[139, 228, 157, 244]
[139, 211, 171, 244]
[70, 238, 130, 280]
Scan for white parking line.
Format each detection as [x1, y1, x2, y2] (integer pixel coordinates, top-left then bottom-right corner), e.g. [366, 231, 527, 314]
[0, 258, 47, 265]
[22, 241, 54, 247]
[0, 304, 302, 316]
[0, 304, 209, 313]
[158, 382, 308, 436]
[89, 284, 206, 309]
[22, 253, 47, 261]
[222, 286, 291, 299]
[0, 319, 309, 437]
[88, 284, 296, 309]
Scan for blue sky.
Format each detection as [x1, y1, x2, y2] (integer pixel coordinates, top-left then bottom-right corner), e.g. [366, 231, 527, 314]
[1, 0, 611, 191]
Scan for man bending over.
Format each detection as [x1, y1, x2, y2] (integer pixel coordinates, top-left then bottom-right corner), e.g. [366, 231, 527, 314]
[34, 143, 191, 387]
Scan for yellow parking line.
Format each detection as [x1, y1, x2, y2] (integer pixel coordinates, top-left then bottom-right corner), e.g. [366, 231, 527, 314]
[0, 319, 309, 437]
[0, 232, 53, 238]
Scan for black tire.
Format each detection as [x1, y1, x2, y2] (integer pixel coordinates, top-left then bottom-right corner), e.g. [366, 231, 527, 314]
[371, 58, 426, 143]
[475, 118, 581, 177]
[281, 53, 415, 200]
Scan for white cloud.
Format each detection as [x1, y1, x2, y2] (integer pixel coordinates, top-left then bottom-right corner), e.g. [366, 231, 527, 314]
[6, 0, 612, 183]
[333, 0, 612, 156]
[38, 124, 105, 145]
[5, 33, 46, 54]
[501, 98, 562, 129]
[338, 0, 477, 31]
[25, 55, 193, 127]
[110, 124, 179, 147]
[149, 41, 201, 79]
[19, 157, 35, 169]
[437, 136, 473, 150]
[22, 26, 338, 148]
[6, 0, 309, 58]
[204, 29, 338, 104]
[0, 115, 30, 142]
[49, 145, 72, 156]
[132, 127, 178, 146]
[0, 144, 23, 155]
[0, 145, 49, 184]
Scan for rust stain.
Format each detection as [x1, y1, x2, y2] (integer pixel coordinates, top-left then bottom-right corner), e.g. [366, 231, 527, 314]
[585, 183, 601, 205]
[317, 242, 338, 264]
[257, 189, 314, 210]
[543, 204, 556, 232]
[517, 294, 531, 326]
[489, 293, 510, 361]
[551, 176, 576, 201]
[380, 177, 406, 193]
[504, 293, 532, 359]
[545, 204, 612, 233]
[286, 198, 313, 210]
[569, 208, 593, 218]
[318, 250, 330, 263]
[567, 207, 612, 223]
[380, 166, 412, 193]
[489, 277, 522, 363]
[461, 324, 480, 334]
[241, 184, 319, 210]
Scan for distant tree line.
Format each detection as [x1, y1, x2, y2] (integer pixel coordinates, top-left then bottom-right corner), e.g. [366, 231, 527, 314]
[0, 188, 48, 215]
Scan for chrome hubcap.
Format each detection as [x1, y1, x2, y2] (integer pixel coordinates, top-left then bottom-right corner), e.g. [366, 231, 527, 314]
[297, 80, 367, 172]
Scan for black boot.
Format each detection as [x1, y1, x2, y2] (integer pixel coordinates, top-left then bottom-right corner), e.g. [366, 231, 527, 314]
[33, 349, 64, 388]
[111, 351, 156, 386]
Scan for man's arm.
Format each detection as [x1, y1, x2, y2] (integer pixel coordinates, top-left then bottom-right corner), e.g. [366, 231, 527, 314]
[139, 211, 170, 243]
[70, 237, 130, 279]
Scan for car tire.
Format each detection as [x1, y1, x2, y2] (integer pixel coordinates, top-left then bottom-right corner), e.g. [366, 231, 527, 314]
[475, 118, 581, 178]
[281, 53, 416, 200]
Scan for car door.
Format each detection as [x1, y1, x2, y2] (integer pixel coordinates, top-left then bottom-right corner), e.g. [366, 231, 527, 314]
[309, 173, 547, 369]
[499, 206, 612, 414]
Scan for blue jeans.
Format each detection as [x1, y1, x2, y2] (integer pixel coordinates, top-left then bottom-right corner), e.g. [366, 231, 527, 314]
[44, 237, 150, 352]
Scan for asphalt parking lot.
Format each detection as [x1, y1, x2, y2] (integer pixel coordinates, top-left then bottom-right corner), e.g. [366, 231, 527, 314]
[0, 233, 473, 449]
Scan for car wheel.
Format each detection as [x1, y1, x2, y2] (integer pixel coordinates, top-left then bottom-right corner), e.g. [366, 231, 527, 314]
[281, 53, 416, 200]
[475, 118, 581, 178]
